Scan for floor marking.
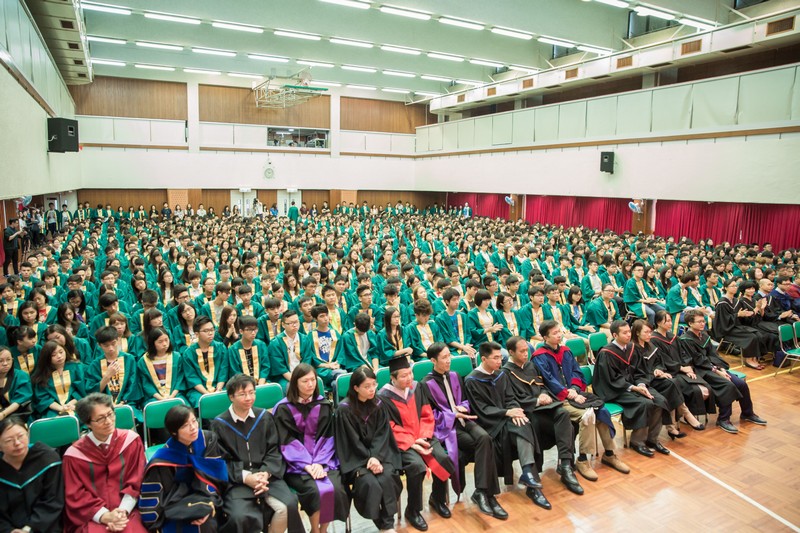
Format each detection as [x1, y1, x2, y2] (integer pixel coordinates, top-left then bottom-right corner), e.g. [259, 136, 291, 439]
[670, 450, 800, 532]
[748, 367, 797, 383]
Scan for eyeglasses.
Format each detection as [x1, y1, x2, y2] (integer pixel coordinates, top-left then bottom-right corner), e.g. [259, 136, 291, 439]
[91, 411, 116, 424]
[234, 390, 256, 399]
[198, 328, 216, 333]
[243, 327, 258, 332]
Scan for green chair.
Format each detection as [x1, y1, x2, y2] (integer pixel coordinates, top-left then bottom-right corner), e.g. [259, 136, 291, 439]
[255, 383, 284, 411]
[198, 391, 232, 422]
[376, 367, 391, 389]
[580, 365, 593, 386]
[775, 323, 800, 377]
[589, 332, 607, 355]
[565, 338, 588, 364]
[29, 415, 80, 449]
[115, 405, 136, 430]
[412, 360, 433, 382]
[143, 398, 186, 459]
[728, 369, 746, 380]
[335, 373, 352, 406]
[451, 355, 473, 378]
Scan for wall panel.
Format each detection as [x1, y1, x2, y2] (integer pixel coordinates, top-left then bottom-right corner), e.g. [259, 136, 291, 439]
[340, 97, 432, 134]
[77, 189, 167, 210]
[69, 77, 187, 120]
[301, 190, 330, 210]
[257, 190, 278, 209]
[356, 190, 446, 209]
[201, 189, 230, 216]
[199, 85, 330, 127]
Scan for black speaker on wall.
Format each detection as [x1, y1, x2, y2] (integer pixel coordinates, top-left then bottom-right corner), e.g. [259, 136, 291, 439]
[600, 151, 615, 173]
[48, 117, 79, 153]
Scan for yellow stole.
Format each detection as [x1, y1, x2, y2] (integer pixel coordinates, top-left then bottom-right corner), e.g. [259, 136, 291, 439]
[144, 353, 174, 396]
[530, 306, 543, 336]
[284, 336, 302, 368]
[238, 343, 259, 378]
[52, 369, 72, 404]
[302, 320, 317, 335]
[118, 337, 129, 353]
[503, 311, 519, 336]
[17, 352, 35, 373]
[312, 330, 339, 364]
[455, 313, 466, 344]
[478, 311, 494, 342]
[184, 332, 197, 347]
[328, 307, 343, 333]
[101, 357, 126, 397]
[338, 296, 348, 313]
[196, 346, 216, 389]
[417, 323, 434, 349]
[240, 305, 254, 317]
[266, 319, 282, 339]
[6, 300, 19, 316]
[389, 329, 404, 350]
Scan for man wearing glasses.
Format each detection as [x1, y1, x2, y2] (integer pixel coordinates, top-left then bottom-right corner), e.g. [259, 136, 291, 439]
[184, 316, 230, 408]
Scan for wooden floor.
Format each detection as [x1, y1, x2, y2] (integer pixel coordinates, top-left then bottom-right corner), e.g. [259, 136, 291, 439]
[334, 358, 800, 533]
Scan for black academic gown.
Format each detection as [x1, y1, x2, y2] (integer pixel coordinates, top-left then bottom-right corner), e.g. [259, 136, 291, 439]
[0, 442, 63, 533]
[210, 408, 304, 533]
[713, 297, 770, 359]
[651, 330, 716, 415]
[632, 341, 685, 412]
[678, 331, 742, 407]
[737, 297, 779, 352]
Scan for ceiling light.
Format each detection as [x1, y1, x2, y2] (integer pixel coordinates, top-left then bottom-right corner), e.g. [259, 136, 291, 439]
[428, 52, 463, 62]
[382, 88, 410, 94]
[81, 2, 131, 15]
[379, 6, 431, 20]
[456, 79, 482, 86]
[594, 0, 629, 7]
[184, 68, 222, 75]
[577, 45, 612, 55]
[380, 45, 421, 55]
[634, 6, 675, 20]
[135, 64, 175, 71]
[91, 59, 126, 66]
[87, 36, 126, 44]
[538, 36, 575, 47]
[438, 17, 484, 30]
[470, 58, 504, 68]
[136, 41, 183, 51]
[347, 84, 377, 90]
[228, 72, 264, 79]
[342, 65, 377, 73]
[144, 12, 201, 24]
[211, 21, 264, 33]
[248, 54, 290, 63]
[330, 37, 373, 48]
[320, 0, 371, 9]
[491, 27, 533, 40]
[298, 60, 335, 67]
[415, 91, 441, 97]
[508, 65, 539, 73]
[383, 70, 415, 78]
[421, 74, 451, 82]
[274, 30, 321, 40]
[312, 80, 342, 87]
[193, 47, 236, 57]
[678, 17, 714, 30]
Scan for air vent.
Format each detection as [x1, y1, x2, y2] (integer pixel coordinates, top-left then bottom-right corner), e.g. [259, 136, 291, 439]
[565, 68, 579, 79]
[73, 59, 84, 66]
[59, 19, 75, 29]
[681, 40, 702, 55]
[67, 42, 79, 49]
[766, 17, 795, 36]
[617, 56, 633, 69]
[647, 62, 673, 69]
[457, 94, 466, 103]
[721, 45, 753, 53]
[522, 79, 534, 89]
[487, 87, 497, 96]
[78, 73, 87, 78]
[592, 75, 611, 80]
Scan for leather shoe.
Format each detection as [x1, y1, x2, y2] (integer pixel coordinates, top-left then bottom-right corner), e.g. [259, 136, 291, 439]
[404, 510, 428, 531]
[600, 454, 630, 474]
[717, 419, 739, 434]
[631, 443, 654, 457]
[526, 487, 552, 510]
[645, 440, 670, 455]
[428, 497, 451, 519]
[741, 414, 767, 425]
[518, 470, 543, 489]
[471, 491, 495, 517]
[487, 495, 509, 520]
[556, 464, 584, 495]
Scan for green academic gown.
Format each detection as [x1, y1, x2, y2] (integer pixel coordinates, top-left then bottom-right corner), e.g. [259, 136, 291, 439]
[136, 352, 187, 406]
[226, 339, 271, 383]
[336, 328, 380, 372]
[182, 341, 230, 407]
[85, 353, 142, 421]
[266, 332, 315, 390]
[403, 321, 443, 362]
[33, 361, 85, 418]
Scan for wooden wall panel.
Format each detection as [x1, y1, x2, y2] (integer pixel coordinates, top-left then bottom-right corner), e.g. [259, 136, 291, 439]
[301, 190, 330, 209]
[356, 190, 446, 209]
[167, 190, 189, 210]
[676, 43, 800, 84]
[340, 97, 434, 134]
[77, 189, 167, 210]
[199, 85, 330, 128]
[257, 190, 278, 209]
[201, 190, 231, 216]
[187, 189, 203, 212]
[69, 77, 188, 120]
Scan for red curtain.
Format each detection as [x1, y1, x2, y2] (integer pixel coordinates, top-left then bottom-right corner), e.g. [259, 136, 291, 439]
[524, 195, 631, 233]
[447, 193, 511, 219]
[654, 200, 800, 251]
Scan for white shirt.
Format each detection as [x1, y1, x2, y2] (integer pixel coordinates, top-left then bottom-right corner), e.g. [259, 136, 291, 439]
[228, 406, 257, 481]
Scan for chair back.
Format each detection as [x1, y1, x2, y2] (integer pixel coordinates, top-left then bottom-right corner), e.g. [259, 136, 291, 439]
[450, 355, 473, 378]
[565, 338, 587, 362]
[589, 332, 607, 354]
[198, 391, 232, 422]
[376, 367, 391, 389]
[580, 365, 594, 386]
[412, 360, 434, 382]
[29, 416, 80, 449]
[335, 373, 352, 406]
[114, 405, 136, 430]
[255, 383, 284, 411]
[143, 398, 186, 449]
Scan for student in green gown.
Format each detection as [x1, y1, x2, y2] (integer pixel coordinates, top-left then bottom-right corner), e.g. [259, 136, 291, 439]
[43, 324, 94, 367]
[0, 346, 33, 421]
[10, 326, 41, 374]
[226, 315, 270, 385]
[267, 310, 315, 391]
[347, 285, 381, 332]
[183, 316, 229, 407]
[434, 288, 476, 358]
[30, 340, 85, 419]
[257, 297, 284, 345]
[378, 307, 412, 367]
[306, 305, 346, 390]
[403, 299, 443, 362]
[136, 327, 186, 406]
[466, 289, 504, 350]
[337, 312, 381, 373]
[584, 284, 620, 342]
[85, 326, 142, 421]
[494, 292, 522, 347]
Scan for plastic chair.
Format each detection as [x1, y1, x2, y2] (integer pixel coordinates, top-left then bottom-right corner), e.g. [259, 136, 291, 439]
[29, 415, 80, 449]
[412, 360, 433, 382]
[565, 338, 588, 364]
[198, 391, 231, 422]
[450, 355, 473, 378]
[589, 332, 607, 354]
[335, 373, 352, 407]
[114, 405, 136, 430]
[376, 367, 391, 389]
[775, 323, 800, 376]
[255, 383, 284, 411]
[143, 398, 186, 459]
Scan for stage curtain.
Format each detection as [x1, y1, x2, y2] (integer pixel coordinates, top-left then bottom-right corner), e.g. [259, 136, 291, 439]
[524, 195, 630, 233]
[447, 193, 511, 219]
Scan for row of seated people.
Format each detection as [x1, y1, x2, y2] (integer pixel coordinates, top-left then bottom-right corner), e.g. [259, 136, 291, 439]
[0, 313, 766, 533]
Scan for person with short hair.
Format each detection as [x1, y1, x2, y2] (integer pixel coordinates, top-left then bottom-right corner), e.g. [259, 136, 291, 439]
[3, 219, 24, 276]
[337, 312, 380, 372]
[183, 316, 229, 407]
[226, 315, 270, 384]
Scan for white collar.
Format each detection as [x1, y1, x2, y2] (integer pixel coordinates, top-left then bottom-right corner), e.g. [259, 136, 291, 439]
[228, 405, 255, 423]
[88, 431, 113, 447]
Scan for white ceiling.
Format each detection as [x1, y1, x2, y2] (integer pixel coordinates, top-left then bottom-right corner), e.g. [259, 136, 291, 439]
[81, 0, 732, 97]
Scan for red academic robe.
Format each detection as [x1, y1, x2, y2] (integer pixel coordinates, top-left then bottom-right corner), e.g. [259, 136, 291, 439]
[63, 428, 148, 533]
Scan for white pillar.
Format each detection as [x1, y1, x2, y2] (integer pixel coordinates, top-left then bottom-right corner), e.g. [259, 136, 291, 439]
[329, 92, 341, 157]
[187, 81, 200, 153]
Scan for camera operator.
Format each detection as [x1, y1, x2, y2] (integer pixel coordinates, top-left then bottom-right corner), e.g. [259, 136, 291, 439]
[3, 218, 25, 275]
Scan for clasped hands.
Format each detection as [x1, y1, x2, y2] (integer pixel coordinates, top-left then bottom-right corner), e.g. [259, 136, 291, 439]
[506, 407, 529, 426]
[100, 508, 129, 531]
[244, 471, 270, 496]
[304, 463, 328, 480]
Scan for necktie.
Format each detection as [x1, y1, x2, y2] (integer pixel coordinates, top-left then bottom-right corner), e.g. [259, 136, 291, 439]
[99, 443, 109, 452]
[442, 374, 465, 427]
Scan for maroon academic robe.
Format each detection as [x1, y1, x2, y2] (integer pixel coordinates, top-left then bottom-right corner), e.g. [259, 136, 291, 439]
[63, 428, 148, 533]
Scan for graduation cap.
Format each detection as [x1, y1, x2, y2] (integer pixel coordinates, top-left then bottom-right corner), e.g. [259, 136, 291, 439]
[388, 354, 411, 374]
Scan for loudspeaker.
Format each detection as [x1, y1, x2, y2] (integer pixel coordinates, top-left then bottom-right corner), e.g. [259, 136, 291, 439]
[600, 151, 615, 173]
[47, 118, 79, 152]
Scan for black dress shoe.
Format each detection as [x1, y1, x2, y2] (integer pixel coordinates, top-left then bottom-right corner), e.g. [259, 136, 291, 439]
[556, 464, 584, 495]
[404, 510, 428, 531]
[488, 495, 509, 520]
[645, 440, 670, 455]
[631, 443, 655, 457]
[716, 419, 739, 434]
[741, 414, 767, 425]
[471, 491, 495, 517]
[526, 487, 552, 510]
[518, 470, 543, 489]
[428, 497, 451, 519]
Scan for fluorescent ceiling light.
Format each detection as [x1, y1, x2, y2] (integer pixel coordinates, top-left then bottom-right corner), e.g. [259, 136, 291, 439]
[415, 91, 441, 97]
[382, 88, 410, 94]
[456, 79, 482, 86]
[276, 131, 294, 135]
[330, 37, 373, 48]
[491, 27, 533, 40]
[136, 41, 183, 51]
[383, 70, 415, 78]
[594, 0, 629, 8]
[342, 65, 377, 73]
[346, 84, 377, 90]
[634, 6, 675, 20]
[312, 80, 342, 87]
[438, 17, 483, 30]
[248, 54, 290, 63]
[193, 47, 236, 57]
[320, 0, 371, 9]
[144, 12, 201, 24]
[275, 30, 321, 40]
[470, 58, 504, 68]
[508, 65, 538, 73]
[228, 72, 263, 79]
[421, 74, 451, 82]
[91, 59, 126, 66]
[135, 64, 175, 71]
[678, 17, 714, 30]
[539, 36, 575, 47]
[379, 6, 431, 20]
[87, 36, 126, 44]
[577, 45, 612, 55]
[380, 44, 421, 55]
[428, 52, 463, 62]
[184, 68, 221, 75]
[298, 60, 335, 67]
[81, 2, 131, 15]
[212, 21, 264, 33]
